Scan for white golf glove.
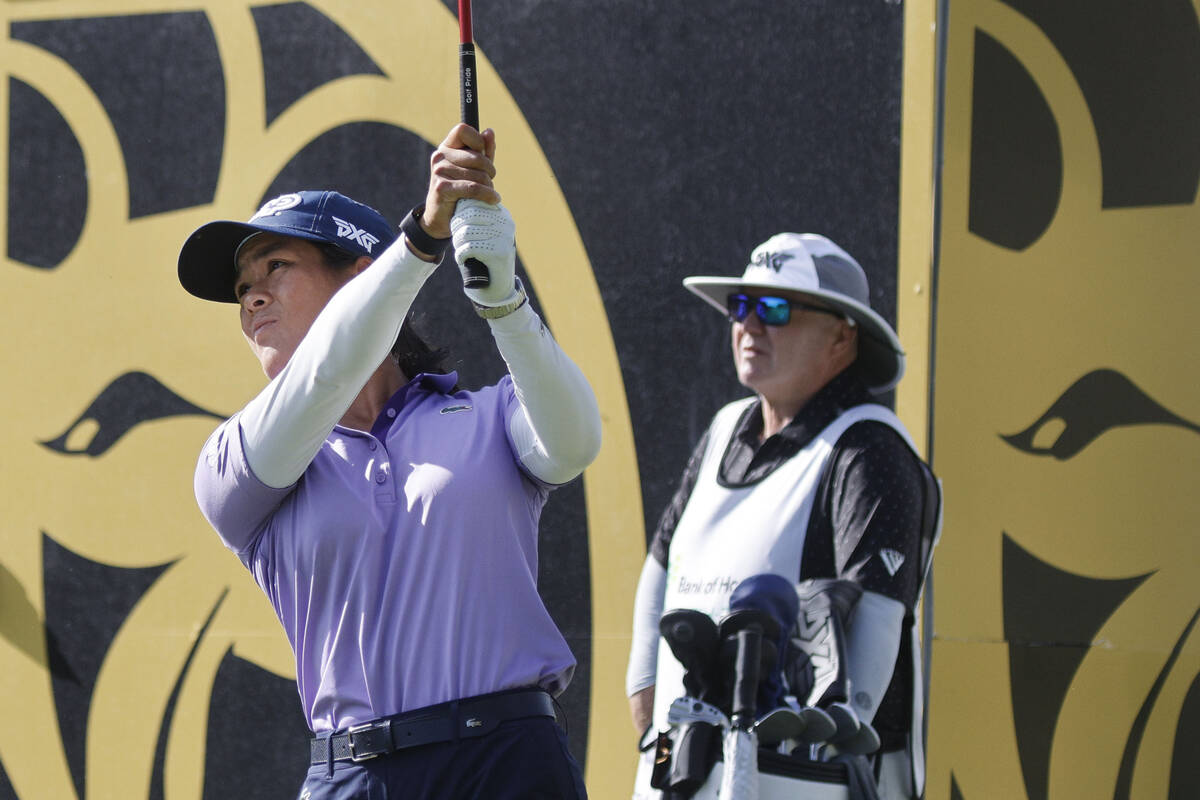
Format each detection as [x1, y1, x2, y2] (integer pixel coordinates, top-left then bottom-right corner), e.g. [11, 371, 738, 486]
[450, 199, 519, 307]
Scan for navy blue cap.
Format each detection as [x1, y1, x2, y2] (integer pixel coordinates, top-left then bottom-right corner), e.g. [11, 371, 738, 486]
[178, 190, 397, 303]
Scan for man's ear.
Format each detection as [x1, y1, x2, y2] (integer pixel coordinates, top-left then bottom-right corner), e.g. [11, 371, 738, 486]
[832, 319, 859, 360]
[353, 255, 374, 275]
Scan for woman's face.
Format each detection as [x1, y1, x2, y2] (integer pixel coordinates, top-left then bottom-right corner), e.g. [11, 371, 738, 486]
[234, 234, 353, 379]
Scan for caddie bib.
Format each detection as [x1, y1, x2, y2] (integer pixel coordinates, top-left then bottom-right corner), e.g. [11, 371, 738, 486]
[652, 398, 915, 730]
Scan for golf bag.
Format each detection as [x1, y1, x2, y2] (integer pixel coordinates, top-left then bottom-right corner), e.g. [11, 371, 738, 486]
[634, 574, 867, 800]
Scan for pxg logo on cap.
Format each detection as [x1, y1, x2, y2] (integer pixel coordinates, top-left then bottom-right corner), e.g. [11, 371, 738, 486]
[331, 216, 381, 253]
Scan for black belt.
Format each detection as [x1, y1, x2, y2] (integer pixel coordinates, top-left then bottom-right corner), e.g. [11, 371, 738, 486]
[309, 689, 556, 765]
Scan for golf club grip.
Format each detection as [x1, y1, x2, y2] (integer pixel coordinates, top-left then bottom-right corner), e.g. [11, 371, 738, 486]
[459, 43, 479, 131]
[456, 3, 488, 288]
[731, 627, 761, 730]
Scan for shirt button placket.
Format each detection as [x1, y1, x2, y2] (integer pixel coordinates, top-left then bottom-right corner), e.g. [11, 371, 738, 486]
[373, 460, 394, 503]
[374, 407, 397, 501]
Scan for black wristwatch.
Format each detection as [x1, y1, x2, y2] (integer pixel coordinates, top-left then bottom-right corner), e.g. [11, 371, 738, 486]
[399, 204, 451, 259]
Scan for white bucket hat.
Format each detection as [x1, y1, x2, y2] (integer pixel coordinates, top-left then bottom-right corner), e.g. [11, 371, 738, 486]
[683, 232, 905, 392]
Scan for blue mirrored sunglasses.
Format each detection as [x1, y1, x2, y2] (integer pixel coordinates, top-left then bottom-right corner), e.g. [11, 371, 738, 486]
[726, 293, 850, 326]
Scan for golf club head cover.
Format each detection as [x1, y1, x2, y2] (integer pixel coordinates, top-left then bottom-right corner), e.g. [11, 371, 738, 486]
[450, 199, 518, 306]
[828, 701, 882, 755]
[730, 626, 762, 729]
[660, 609, 721, 701]
[728, 573, 799, 714]
[650, 721, 722, 797]
[788, 578, 864, 710]
[716, 608, 779, 725]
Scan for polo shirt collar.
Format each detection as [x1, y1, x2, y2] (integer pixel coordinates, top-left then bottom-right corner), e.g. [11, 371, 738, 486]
[738, 368, 873, 451]
[368, 371, 460, 439]
[410, 371, 459, 394]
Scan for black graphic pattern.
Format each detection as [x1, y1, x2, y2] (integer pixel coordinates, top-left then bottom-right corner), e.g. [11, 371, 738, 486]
[1002, 534, 1149, 800]
[6, 78, 86, 270]
[42, 535, 173, 800]
[11, 13, 225, 219]
[968, 31, 1061, 251]
[1001, 369, 1200, 460]
[998, 0, 1200, 208]
[968, 0, 1200, 252]
[40, 372, 222, 458]
[251, 3, 385, 126]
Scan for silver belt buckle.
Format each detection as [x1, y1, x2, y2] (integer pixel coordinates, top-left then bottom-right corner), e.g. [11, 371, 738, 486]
[347, 719, 391, 762]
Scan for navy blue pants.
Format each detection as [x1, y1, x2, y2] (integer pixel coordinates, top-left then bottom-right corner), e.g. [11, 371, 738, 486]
[298, 716, 588, 800]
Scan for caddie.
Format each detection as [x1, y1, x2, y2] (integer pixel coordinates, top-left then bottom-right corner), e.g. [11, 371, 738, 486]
[626, 233, 941, 799]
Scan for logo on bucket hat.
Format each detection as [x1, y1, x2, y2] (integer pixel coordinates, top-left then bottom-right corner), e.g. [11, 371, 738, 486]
[751, 249, 798, 273]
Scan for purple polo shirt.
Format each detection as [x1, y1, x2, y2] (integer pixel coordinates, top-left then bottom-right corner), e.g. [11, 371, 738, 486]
[194, 372, 576, 733]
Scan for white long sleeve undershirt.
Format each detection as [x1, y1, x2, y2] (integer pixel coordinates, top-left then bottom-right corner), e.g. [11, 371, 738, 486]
[488, 302, 601, 485]
[238, 237, 600, 489]
[626, 555, 667, 697]
[845, 590, 905, 723]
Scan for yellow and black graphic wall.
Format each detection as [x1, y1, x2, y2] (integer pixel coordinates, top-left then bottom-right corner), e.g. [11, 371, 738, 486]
[1, 1, 908, 797]
[923, 0, 1199, 798]
[5, 0, 1196, 798]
